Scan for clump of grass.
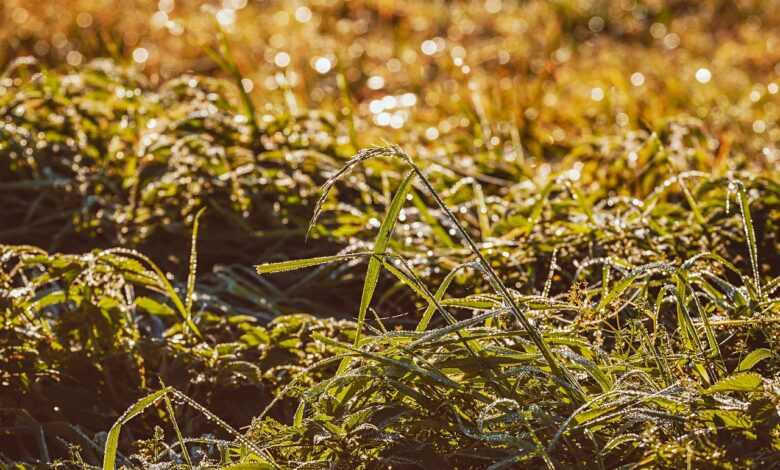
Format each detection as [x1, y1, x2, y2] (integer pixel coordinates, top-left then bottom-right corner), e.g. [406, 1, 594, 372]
[0, 58, 348, 273]
[6, 138, 778, 467]
[2, 1, 780, 468]
[248, 146, 779, 468]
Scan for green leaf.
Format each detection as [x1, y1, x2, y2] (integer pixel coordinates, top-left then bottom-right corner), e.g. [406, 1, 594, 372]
[416, 265, 460, 332]
[256, 253, 369, 274]
[356, 171, 415, 345]
[473, 181, 491, 239]
[601, 434, 639, 455]
[596, 272, 639, 312]
[135, 296, 176, 317]
[162, 387, 192, 468]
[576, 357, 613, 393]
[705, 372, 763, 394]
[103, 387, 171, 470]
[381, 257, 436, 306]
[185, 207, 206, 316]
[222, 462, 276, 470]
[736, 183, 762, 300]
[737, 349, 773, 372]
[679, 273, 724, 372]
[293, 400, 305, 427]
[316, 333, 459, 388]
[98, 249, 202, 340]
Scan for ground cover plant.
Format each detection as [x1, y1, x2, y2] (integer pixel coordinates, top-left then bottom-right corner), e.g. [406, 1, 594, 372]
[1, 0, 779, 468]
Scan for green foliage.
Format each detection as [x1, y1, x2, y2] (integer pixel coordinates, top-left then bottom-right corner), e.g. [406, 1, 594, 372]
[103, 387, 172, 470]
[2, 1, 780, 468]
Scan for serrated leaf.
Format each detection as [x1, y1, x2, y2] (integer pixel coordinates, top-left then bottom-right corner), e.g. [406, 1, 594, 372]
[705, 372, 763, 394]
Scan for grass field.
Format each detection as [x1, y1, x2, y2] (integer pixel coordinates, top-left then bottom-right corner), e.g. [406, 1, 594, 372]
[1, 0, 780, 468]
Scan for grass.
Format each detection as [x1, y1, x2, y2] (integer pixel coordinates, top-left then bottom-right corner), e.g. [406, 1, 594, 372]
[1, 0, 780, 468]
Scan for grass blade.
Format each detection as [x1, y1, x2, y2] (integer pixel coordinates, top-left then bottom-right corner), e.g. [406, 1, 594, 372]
[103, 387, 171, 470]
[185, 207, 206, 318]
[735, 182, 763, 300]
[355, 170, 415, 345]
[256, 252, 372, 274]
